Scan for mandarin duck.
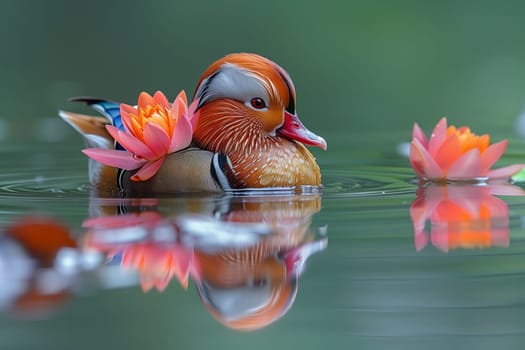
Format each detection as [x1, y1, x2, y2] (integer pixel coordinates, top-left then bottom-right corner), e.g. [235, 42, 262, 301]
[60, 53, 326, 194]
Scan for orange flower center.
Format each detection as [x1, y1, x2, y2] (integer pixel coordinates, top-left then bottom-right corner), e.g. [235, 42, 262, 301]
[129, 104, 174, 142]
[446, 126, 490, 154]
[441, 202, 493, 248]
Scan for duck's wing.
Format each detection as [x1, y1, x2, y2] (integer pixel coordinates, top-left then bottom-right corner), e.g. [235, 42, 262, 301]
[58, 111, 111, 146]
[58, 110, 117, 193]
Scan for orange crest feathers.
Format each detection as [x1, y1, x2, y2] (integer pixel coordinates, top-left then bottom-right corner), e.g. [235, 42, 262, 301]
[194, 53, 296, 112]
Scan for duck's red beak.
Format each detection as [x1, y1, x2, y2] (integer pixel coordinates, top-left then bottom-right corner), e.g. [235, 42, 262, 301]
[278, 111, 327, 150]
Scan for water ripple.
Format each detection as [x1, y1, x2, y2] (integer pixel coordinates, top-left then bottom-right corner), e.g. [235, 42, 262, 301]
[322, 167, 417, 198]
[0, 173, 89, 197]
[0, 164, 418, 199]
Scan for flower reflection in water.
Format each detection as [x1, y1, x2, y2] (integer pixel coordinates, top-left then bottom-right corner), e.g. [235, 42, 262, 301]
[410, 184, 524, 252]
[84, 211, 200, 292]
[83, 193, 327, 330]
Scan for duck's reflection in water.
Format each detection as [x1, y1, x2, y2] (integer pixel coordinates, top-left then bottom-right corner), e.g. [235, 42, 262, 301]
[0, 194, 327, 330]
[188, 195, 326, 330]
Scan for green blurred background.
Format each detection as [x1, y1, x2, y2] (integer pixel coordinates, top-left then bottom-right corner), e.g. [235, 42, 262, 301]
[2, 0, 525, 147]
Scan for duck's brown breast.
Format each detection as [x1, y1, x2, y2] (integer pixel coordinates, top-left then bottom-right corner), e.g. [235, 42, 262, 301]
[228, 139, 321, 188]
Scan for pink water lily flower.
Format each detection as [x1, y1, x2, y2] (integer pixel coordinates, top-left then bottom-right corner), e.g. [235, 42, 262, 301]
[410, 117, 525, 182]
[83, 90, 193, 181]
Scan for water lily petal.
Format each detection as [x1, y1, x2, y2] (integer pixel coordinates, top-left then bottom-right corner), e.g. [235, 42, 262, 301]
[446, 188, 486, 217]
[120, 103, 137, 133]
[138, 92, 155, 109]
[414, 186, 445, 220]
[106, 125, 156, 159]
[82, 148, 145, 170]
[143, 122, 170, 157]
[168, 113, 193, 153]
[428, 117, 448, 157]
[430, 225, 451, 252]
[410, 193, 432, 251]
[131, 158, 165, 181]
[412, 123, 428, 148]
[129, 116, 144, 139]
[487, 164, 525, 179]
[433, 133, 462, 172]
[410, 138, 443, 179]
[447, 149, 482, 179]
[480, 140, 508, 173]
[413, 230, 429, 251]
[179, 90, 188, 104]
[154, 279, 172, 292]
[487, 183, 525, 196]
[139, 279, 156, 292]
[170, 246, 193, 289]
[187, 99, 200, 130]
[485, 195, 513, 218]
[167, 90, 188, 134]
[153, 91, 171, 110]
[172, 90, 188, 119]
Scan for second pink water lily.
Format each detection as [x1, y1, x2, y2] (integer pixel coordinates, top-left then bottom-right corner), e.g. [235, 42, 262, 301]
[410, 117, 525, 182]
[83, 91, 193, 181]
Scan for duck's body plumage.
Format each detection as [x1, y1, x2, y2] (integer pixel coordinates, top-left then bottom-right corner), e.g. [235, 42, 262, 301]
[60, 53, 326, 194]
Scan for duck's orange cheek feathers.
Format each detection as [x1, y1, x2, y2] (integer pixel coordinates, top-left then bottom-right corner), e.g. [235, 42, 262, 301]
[256, 108, 285, 134]
[192, 101, 246, 152]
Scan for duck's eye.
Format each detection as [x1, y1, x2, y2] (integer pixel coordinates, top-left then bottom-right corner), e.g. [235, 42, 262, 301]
[250, 97, 266, 109]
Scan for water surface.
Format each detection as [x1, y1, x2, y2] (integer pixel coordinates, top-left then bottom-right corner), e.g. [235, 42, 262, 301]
[1, 132, 525, 350]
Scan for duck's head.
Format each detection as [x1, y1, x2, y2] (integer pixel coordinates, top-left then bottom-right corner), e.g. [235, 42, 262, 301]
[191, 53, 327, 152]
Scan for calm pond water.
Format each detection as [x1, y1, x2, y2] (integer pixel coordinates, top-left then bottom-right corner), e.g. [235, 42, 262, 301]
[1, 128, 525, 350]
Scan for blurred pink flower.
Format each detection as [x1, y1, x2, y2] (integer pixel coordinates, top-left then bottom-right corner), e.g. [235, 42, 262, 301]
[410, 117, 525, 182]
[410, 184, 523, 252]
[119, 243, 200, 292]
[83, 91, 192, 181]
[84, 212, 201, 292]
